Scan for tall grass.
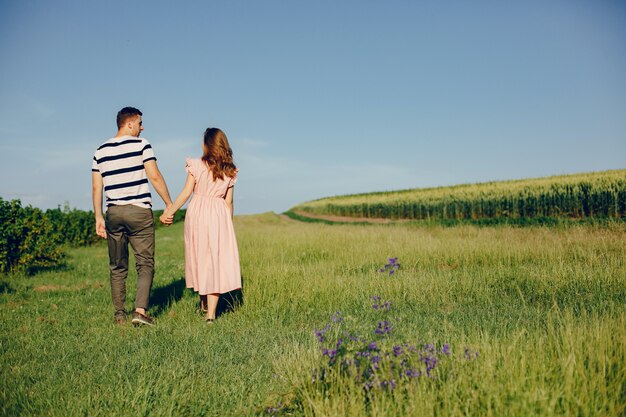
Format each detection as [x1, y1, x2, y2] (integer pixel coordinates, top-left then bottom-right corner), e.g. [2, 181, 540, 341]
[1, 214, 624, 416]
[293, 169, 626, 221]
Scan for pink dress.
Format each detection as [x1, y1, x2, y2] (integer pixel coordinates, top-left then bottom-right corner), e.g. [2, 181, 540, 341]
[183, 158, 241, 295]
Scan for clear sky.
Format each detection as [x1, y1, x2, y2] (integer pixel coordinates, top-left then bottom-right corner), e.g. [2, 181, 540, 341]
[1, 0, 625, 214]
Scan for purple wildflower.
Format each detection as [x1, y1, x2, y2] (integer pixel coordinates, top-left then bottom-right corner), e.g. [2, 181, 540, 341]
[393, 345, 404, 357]
[371, 355, 381, 370]
[379, 257, 401, 276]
[424, 356, 438, 374]
[314, 328, 326, 343]
[380, 379, 397, 390]
[331, 311, 343, 323]
[374, 320, 393, 335]
[311, 296, 456, 400]
[406, 344, 418, 353]
[372, 296, 392, 311]
[463, 347, 479, 361]
[356, 350, 371, 358]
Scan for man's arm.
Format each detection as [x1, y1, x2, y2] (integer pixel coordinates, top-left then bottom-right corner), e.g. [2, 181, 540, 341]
[144, 160, 173, 207]
[160, 172, 195, 225]
[92, 171, 107, 239]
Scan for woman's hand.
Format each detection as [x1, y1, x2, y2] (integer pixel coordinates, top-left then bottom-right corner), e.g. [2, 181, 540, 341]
[160, 211, 174, 225]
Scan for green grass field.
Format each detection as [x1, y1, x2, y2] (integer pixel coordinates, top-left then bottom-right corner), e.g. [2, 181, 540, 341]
[1, 214, 625, 416]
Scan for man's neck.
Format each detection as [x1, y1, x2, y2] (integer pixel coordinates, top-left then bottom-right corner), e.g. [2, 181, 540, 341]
[115, 130, 134, 138]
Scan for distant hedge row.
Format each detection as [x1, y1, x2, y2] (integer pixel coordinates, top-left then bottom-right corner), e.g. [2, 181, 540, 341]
[294, 170, 626, 221]
[0, 198, 189, 275]
[0, 199, 96, 274]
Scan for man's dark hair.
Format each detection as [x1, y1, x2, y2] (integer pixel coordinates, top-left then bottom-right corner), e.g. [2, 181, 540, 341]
[116, 107, 142, 129]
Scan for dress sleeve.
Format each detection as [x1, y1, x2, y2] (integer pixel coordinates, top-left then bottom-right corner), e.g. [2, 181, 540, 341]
[185, 158, 196, 178]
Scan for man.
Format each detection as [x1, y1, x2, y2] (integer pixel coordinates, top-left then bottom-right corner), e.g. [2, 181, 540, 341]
[92, 107, 172, 326]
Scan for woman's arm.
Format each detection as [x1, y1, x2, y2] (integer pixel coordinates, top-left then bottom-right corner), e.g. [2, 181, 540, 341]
[225, 186, 234, 220]
[160, 173, 195, 224]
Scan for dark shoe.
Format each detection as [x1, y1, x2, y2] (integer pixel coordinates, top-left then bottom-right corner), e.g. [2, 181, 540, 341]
[115, 313, 126, 325]
[131, 311, 154, 326]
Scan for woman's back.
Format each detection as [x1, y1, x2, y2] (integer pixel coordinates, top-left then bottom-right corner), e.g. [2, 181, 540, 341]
[185, 158, 235, 199]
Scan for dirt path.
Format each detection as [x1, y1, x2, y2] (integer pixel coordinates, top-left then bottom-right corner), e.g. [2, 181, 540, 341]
[288, 210, 409, 224]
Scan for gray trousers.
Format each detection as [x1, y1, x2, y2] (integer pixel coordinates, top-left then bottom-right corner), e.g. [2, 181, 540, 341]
[106, 205, 155, 316]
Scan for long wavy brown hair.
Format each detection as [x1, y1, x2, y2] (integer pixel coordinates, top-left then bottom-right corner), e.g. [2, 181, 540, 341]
[202, 128, 237, 181]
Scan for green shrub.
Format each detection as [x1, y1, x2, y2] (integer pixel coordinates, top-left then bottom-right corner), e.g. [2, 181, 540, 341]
[0, 198, 65, 274]
[45, 203, 99, 247]
[0, 199, 190, 274]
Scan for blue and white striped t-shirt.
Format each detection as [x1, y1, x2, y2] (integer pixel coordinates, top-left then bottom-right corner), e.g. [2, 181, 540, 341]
[92, 136, 156, 208]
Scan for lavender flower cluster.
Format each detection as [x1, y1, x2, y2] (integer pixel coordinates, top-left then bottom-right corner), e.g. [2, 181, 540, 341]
[379, 257, 400, 275]
[371, 295, 392, 311]
[311, 296, 459, 394]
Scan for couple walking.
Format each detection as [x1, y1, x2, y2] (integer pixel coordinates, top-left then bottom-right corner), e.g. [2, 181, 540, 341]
[91, 107, 241, 325]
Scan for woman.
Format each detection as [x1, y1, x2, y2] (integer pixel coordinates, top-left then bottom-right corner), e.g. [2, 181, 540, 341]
[161, 128, 241, 322]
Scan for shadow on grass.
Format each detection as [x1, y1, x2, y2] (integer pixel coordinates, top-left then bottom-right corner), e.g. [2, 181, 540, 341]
[149, 276, 244, 318]
[151, 277, 187, 317]
[217, 285, 244, 319]
[26, 262, 72, 276]
[0, 280, 15, 294]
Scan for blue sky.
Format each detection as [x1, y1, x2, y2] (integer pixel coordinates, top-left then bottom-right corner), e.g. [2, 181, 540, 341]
[1, 0, 625, 214]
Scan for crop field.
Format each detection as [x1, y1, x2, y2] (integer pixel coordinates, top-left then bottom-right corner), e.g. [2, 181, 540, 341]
[1, 214, 625, 416]
[293, 170, 626, 221]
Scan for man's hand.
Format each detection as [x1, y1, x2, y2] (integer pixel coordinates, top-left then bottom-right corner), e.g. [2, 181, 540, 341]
[159, 210, 174, 226]
[95, 215, 107, 239]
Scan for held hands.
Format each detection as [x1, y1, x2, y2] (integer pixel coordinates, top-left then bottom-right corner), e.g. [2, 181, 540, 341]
[160, 208, 175, 226]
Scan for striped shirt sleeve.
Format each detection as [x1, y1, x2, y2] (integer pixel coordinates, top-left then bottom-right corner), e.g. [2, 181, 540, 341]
[92, 154, 99, 172]
[142, 139, 156, 163]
